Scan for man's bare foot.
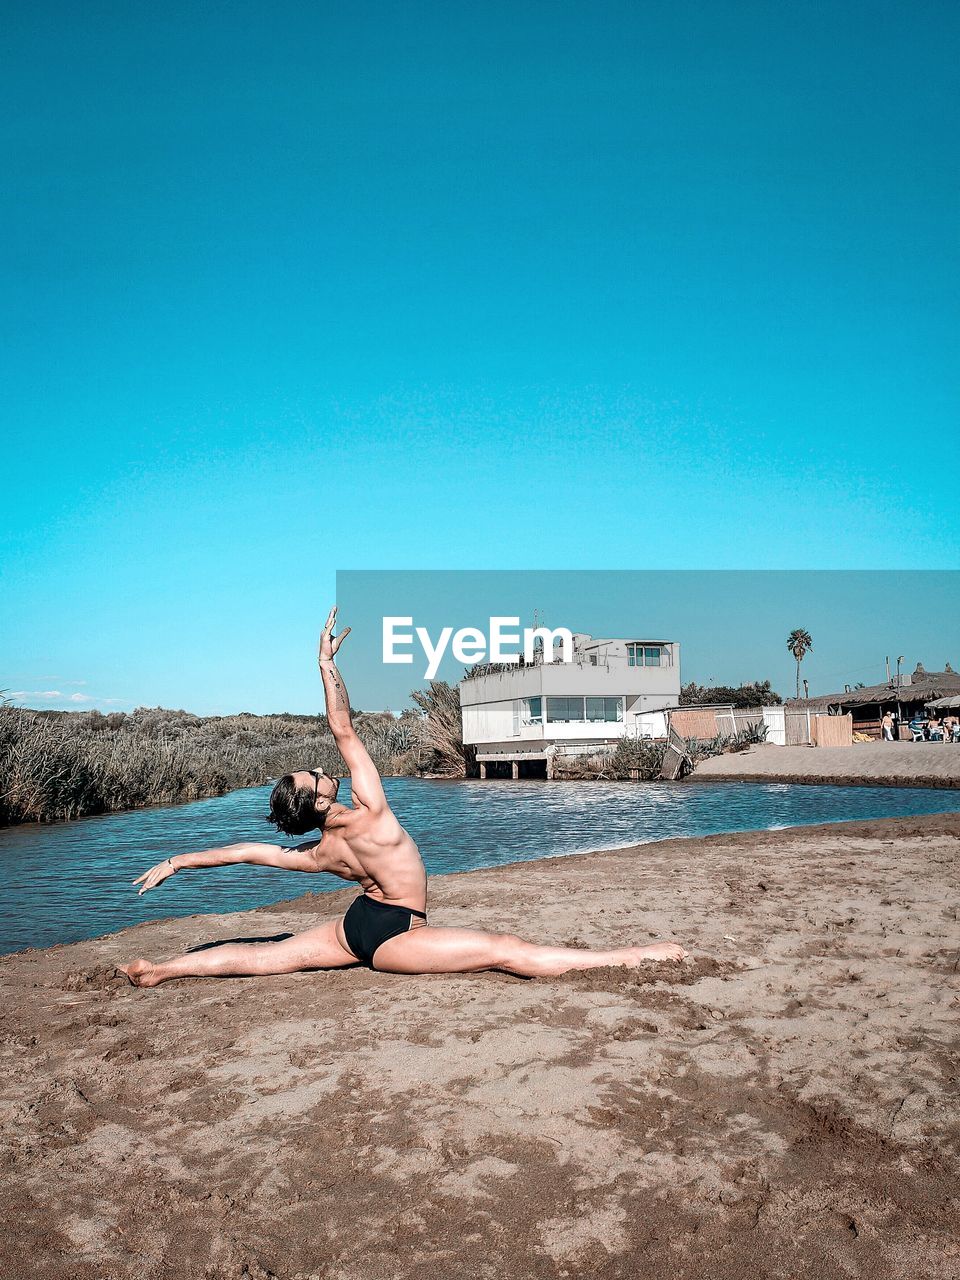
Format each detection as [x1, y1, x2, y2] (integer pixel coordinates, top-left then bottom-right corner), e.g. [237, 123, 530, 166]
[117, 959, 160, 988]
[633, 942, 688, 964]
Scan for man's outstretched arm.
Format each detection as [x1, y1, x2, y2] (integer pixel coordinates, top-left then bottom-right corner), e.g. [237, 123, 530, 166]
[318, 605, 388, 812]
[132, 840, 321, 895]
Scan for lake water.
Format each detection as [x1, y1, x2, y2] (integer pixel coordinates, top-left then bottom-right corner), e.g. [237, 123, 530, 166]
[0, 778, 957, 955]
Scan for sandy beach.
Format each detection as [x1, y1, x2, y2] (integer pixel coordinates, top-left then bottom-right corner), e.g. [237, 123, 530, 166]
[1, 812, 958, 1279]
[694, 741, 960, 788]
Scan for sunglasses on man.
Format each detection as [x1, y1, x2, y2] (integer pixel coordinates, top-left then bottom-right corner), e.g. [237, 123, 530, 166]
[308, 768, 328, 801]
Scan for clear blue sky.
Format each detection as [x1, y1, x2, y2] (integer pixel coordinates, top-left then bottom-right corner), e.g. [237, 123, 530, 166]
[2, 2, 958, 714]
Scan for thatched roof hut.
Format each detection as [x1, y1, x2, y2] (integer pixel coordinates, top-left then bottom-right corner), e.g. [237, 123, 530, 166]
[788, 663, 960, 719]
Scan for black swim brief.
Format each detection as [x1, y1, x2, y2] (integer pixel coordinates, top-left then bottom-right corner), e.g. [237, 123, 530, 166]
[342, 894, 427, 968]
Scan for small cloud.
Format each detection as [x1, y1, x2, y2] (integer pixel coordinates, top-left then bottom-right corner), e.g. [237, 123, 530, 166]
[7, 689, 124, 709]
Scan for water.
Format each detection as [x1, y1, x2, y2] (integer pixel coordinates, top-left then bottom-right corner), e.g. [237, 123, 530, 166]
[0, 778, 956, 954]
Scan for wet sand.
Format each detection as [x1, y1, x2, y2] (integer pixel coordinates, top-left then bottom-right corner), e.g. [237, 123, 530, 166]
[693, 741, 960, 788]
[1, 812, 958, 1279]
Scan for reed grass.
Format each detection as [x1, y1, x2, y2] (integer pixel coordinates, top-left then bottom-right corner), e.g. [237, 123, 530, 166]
[0, 703, 418, 826]
[408, 681, 473, 778]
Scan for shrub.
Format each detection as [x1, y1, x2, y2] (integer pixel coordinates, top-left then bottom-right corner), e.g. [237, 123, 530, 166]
[686, 719, 768, 763]
[550, 737, 666, 782]
[608, 736, 667, 779]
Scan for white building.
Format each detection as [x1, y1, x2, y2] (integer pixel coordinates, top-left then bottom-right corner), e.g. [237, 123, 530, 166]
[459, 633, 681, 778]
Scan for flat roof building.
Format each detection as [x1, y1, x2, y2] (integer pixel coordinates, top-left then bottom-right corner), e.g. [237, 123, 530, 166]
[459, 633, 681, 778]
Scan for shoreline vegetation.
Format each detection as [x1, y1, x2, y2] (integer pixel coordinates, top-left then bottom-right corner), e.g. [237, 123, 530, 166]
[0, 677, 845, 828]
[0, 681, 467, 826]
[0, 675, 821, 829]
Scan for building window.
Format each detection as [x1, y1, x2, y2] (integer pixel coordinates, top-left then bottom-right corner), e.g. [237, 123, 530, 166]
[522, 696, 542, 724]
[627, 643, 665, 667]
[585, 696, 622, 722]
[546, 696, 580, 722]
[546, 696, 623, 723]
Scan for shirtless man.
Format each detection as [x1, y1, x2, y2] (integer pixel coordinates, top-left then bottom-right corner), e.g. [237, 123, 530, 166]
[120, 608, 687, 987]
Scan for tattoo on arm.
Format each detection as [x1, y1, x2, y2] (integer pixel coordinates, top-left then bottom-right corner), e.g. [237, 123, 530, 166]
[322, 662, 351, 718]
[329, 667, 349, 712]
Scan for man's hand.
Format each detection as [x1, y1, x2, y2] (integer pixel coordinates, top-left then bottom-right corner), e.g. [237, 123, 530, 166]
[132, 859, 177, 896]
[318, 605, 351, 666]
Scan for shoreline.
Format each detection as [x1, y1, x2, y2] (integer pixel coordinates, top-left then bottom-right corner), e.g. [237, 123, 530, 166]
[1, 812, 958, 1277]
[691, 770, 960, 789]
[4, 809, 960, 960]
[691, 741, 960, 789]
[3, 759, 960, 834]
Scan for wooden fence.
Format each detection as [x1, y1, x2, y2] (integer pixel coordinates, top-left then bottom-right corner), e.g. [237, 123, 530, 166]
[811, 713, 853, 747]
[669, 709, 722, 739]
[668, 705, 850, 747]
[785, 710, 813, 745]
[660, 726, 693, 780]
[669, 706, 767, 740]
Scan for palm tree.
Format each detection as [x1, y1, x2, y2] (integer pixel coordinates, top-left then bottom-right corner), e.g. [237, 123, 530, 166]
[787, 628, 813, 699]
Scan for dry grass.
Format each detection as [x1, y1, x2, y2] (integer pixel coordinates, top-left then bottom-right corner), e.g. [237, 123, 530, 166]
[408, 680, 472, 777]
[0, 703, 419, 826]
[551, 736, 666, 781]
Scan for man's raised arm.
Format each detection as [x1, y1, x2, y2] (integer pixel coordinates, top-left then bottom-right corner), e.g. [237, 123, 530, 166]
[317, 606, 388, 812]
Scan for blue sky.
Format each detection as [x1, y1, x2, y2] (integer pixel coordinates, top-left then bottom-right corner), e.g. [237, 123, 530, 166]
[2, 2, 958, 715]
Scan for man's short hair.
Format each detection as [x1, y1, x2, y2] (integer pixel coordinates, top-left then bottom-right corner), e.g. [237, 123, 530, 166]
[267, 774, 323, 837]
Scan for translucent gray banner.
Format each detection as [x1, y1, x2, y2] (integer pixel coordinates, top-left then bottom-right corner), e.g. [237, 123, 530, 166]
[334, 570, 959, 713]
